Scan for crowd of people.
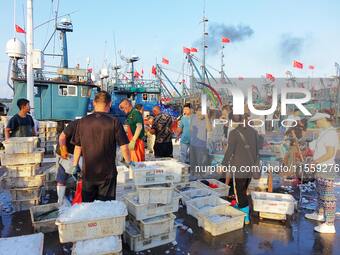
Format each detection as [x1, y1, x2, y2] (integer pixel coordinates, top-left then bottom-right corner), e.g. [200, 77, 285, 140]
[4, 93, 338, 234]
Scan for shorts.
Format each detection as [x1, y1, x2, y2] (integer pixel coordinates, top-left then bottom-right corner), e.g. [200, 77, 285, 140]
[56, 164, 70, 185]
[82, 176, 117, 202]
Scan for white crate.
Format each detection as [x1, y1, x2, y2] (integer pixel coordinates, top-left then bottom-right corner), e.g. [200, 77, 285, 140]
[0, 149, 44, 165]
[56, 201, 128, 243]
[30, 203, 59, 233]
[4, 164, 40, 177]
[132, 164, 175, 185]
[251, 191, 296, 215]
[132, 214, 176, 239]
[197, 179, 230, 197]
[0, 233, 44, 255]
[12, 198, 40, 212]
[72, 236, 122, 255]
[136, 183, 174, 204]
[10, 186, 41, 200]
[198, 206, 245, 236]
[117, 165, 130, 184]
[2, 174, 46, 189]
[248, 174, 269, 191]
[133, 160, 189, 184]
[186, 195, 230, 219]
[123, 221, 176, 252]
[3, 137, 38, 154]
[124, 192, 181, 221]
[175, 181, 212, 205]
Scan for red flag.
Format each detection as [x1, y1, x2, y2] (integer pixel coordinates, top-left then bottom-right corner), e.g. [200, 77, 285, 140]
[309, 65, 315, 70]
[222, 36, 231, 43]
[15, 24, 26, 33]
[162, 57, 169, 65]
[183, 47, 191, 54]
[190, 47, 198, 53]
[151, 65, 157, 76]
[134, 71, 140, 78]
[266, 73, 275, 81]
[238, 76, 244, 80]
[293, 60, 303, 69]
[141, 68, 144, 75]
[87, 68, 93, 73]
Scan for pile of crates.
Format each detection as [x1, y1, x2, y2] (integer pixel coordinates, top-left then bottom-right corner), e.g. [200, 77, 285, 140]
[38, 121, 58, 154]
[0, 137, 45, 212]
[123, 163, 180, 252]
[56, 201, 127, 255]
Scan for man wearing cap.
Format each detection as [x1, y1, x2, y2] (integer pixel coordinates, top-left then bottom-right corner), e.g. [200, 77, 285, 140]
[305, 112, 338, 234]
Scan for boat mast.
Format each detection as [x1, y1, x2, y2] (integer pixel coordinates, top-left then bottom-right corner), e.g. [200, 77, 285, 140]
[201, 1, 208, 83]
[26, 0, 34, 116]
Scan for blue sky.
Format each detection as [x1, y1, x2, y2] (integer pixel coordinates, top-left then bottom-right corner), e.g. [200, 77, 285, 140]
[1, 0, 340, 97]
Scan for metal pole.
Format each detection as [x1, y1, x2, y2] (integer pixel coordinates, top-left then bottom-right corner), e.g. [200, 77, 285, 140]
[26, 0, 34, 116]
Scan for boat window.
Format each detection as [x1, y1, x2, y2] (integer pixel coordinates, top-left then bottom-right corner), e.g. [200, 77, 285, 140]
[81, 87, 89, 97]
[58, 85, 77, 97]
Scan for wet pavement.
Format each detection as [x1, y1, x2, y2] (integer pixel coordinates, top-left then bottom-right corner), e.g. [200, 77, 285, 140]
[1, 194, 339, 255]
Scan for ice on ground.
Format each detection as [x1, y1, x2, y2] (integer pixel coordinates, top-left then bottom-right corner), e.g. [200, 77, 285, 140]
[187, 228, 193, 234]
[73, 236, 121, 255]
[57, 200, 127, 223]
[0, 233, 44, 255]
[172, 241, 177, 246]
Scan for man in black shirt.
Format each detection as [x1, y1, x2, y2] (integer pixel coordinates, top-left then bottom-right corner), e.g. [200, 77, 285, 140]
[55, 119, 79, 205]
[5, 98, 36, 139]
[73, 91, 132, 202]
[150, 106, 173, 158]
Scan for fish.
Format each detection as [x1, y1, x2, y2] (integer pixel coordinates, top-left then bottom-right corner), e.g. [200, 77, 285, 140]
[35, 209, 59, 221]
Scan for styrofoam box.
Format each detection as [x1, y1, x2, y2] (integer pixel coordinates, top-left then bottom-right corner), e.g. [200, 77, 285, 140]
[251, 191, 296, 215]
[56, 213, 127, 243]
[175, 181, 212, 205]
[123, 221, 176, 252]
[10, 186, 41, 200]
[132, 214, 176, 239]
[197, 179, 230, 197]
[136, 183, 174, 204]
[132, 164, 175, 185]
[0, 148, 44, 165]
[72, 236, 122, 255]
[30, 203, 59, 233]
[12, 198, 40, 212]
[186, 195, 230, 219]
[198, 206, 245, 236]
[2, 174, 46, 189]
[124, 192, 181, 221]
[3, 137, 38, 154]
[4, 164, 40, 177]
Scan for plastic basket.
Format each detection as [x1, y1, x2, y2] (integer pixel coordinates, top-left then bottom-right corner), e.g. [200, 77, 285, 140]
[198, 206, 245, 236]
[0, 149, 44, 166]
[4, 164, 40, 177]
[131, 164, 175, 185]
[251, 191, 296, 215]
[30, 203, 59, 233]
[12, 198, 40, 212]
[197, 179, 230, 197]
[136, 183, 174, 204]
[124, 192, 181, 221]
[123, 221, 176, 252]
[72, 236, 122, 255]
[186, 195, 230, 219]
[2, 174, 46, 189]
[10, 186, 41, 200]
[56, 202, 128, 243]
[3, 137, 38, 154]
[175, 181, 212, 205]
[131, 214, 176, 239]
